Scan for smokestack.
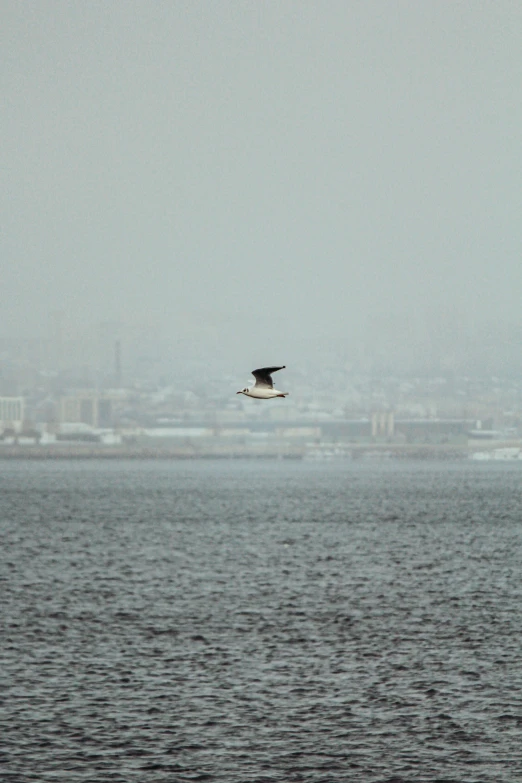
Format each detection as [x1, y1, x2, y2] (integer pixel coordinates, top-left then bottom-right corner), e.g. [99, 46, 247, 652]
[114, 340, 122, 387]
[49, 310, 65, 371]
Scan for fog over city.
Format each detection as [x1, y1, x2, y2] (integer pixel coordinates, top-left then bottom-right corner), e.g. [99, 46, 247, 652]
[3, 1, 522, 380]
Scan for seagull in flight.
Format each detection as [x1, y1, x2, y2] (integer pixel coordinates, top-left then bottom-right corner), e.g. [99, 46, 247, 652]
[237, 366, 288, 399]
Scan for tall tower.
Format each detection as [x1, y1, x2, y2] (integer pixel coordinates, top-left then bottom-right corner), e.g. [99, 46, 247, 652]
[49, 310, 65, 371]
[97, 320, 121, 385]
[114, 340, 122, 387]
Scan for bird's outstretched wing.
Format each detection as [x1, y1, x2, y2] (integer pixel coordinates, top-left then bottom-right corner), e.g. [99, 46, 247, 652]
[251, 366, 286, 389]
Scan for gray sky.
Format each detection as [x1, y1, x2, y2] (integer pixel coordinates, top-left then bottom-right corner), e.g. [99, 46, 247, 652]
[3, 1, 522, 372]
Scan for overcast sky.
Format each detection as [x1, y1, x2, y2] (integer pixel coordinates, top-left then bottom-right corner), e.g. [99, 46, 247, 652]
[3, 1, 522, 371]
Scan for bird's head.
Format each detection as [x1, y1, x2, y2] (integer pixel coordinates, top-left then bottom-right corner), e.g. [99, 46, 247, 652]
[237, 387, 248, 395]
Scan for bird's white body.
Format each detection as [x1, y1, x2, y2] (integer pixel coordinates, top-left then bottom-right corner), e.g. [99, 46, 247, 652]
[237, 366, 288, 399]
[241, 386, 286, 399]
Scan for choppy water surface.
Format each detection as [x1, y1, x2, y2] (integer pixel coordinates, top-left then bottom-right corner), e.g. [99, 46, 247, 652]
[2, 459, 522, 782]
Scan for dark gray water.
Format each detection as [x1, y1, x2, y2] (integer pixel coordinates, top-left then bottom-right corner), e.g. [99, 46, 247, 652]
[1, 459, 522, 782]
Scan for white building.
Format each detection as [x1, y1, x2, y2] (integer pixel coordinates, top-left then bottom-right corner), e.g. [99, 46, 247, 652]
[0, 397, 25, 432]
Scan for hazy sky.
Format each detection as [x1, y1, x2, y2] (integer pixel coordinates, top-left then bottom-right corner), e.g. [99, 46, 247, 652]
[3, 1, 522, 369]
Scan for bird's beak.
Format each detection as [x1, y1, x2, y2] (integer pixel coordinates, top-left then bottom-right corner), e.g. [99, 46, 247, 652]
[236, 391, 242, 394]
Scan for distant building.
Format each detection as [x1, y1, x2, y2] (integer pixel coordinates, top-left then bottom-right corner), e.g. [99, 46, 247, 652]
[0, 396, 25, 432]
[60, 392, 114, 428]
[371, 411, 395, 437]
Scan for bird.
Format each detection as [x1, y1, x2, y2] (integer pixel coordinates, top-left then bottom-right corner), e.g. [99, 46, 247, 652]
[236, 366, 288, 399]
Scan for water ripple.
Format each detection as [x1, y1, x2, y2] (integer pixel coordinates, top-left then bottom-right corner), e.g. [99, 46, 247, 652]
[1, 459, 522, 781]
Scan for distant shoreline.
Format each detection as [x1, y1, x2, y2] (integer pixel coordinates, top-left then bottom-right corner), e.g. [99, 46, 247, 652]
[3, 440, 522, 461]
[0, 444, 473, 460]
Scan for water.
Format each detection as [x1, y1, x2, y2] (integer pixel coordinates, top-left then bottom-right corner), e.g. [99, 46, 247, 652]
[1, 459, 522, 782]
